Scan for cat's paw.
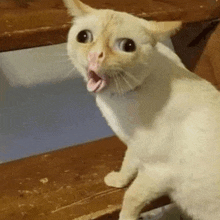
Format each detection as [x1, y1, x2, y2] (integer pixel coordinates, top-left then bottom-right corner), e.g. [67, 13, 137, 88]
[104, 171, 129, 188]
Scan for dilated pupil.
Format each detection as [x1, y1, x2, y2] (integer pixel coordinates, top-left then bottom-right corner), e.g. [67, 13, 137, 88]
[77, 30, 89, 43]
[124, 39, 136, 52]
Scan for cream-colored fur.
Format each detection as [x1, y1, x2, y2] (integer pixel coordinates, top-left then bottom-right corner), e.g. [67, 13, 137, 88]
[63, 0, 220, 219]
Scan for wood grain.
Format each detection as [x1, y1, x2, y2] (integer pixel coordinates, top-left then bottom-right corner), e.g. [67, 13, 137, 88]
[0, 136, 125, 219]
[0, 136, 170, 220]
[0, 0, 220, 52]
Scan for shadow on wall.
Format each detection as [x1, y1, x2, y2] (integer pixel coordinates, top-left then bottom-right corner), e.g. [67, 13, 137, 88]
[0, 77, 113, 163]
[0, 66, 11, 107]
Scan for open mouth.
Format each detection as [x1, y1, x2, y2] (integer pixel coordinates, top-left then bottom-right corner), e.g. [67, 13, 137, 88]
[87, 71, 108, 93]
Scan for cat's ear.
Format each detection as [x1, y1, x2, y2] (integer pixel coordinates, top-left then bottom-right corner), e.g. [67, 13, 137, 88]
[145, 21, 182, 45]
[63, 0, 94, 17]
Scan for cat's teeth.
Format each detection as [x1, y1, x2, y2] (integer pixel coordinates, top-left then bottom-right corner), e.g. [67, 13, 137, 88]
[87, 78, 102, 92]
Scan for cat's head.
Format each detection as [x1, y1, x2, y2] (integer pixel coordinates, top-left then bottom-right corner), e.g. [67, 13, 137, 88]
[64, 0, 181, 95]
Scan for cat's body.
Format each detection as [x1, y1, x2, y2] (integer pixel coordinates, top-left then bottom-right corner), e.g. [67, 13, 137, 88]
[98, 43, 220, 220]
[63, 1, 220, 219]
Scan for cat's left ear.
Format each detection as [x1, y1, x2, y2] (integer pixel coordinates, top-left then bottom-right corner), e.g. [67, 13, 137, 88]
[145, 21, 182, 46]
[63, 0, 94, 17]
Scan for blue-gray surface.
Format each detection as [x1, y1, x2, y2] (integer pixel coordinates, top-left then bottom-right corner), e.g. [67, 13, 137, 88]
[0, 78, 114, 163]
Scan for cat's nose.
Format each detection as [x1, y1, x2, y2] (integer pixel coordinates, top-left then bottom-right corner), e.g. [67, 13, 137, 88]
[88, 51, 105, 64]
[88, 51, 105, 72]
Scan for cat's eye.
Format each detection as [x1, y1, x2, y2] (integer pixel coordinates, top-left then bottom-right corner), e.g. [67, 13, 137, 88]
[118, 38, 136, 52]
[76, 30, 93, 43]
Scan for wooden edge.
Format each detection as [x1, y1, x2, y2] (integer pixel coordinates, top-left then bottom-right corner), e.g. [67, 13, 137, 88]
[94, 195, 171, 220]
[0, 136, 170, 220]
[0, 24, 71, 52]
[71, 195, 171, 220]
[73, 204, 122, 220]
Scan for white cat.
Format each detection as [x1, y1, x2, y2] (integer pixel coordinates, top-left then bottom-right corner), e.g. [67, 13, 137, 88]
[63, 0, 220, 219]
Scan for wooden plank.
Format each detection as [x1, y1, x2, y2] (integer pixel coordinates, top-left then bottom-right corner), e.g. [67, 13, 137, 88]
[0, 136, 170, 220]
[0, 0, 220, 52]
[0, 136, 125, 219]
[0, 0, 72, 52]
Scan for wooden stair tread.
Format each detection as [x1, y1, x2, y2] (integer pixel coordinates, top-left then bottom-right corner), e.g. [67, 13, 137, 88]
[1, 0, 219, 52]
[0, 136, 170, 219]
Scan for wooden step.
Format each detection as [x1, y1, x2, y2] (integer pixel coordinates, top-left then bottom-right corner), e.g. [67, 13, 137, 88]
[0, 136, 170, 220]
[1, 0, 219, 52]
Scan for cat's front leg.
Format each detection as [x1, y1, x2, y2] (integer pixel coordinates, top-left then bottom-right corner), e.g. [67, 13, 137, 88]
[104, 149, 139, 188]
[119, 171, 164, 220]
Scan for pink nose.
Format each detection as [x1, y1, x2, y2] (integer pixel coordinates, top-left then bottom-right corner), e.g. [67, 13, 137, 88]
[87, 51, 105, 72]
[88, 51, 105, 63]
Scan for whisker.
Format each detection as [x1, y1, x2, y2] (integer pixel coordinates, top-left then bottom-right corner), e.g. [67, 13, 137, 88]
[55, 59, 72, 64]
[111, 67, 141, 85]
[66, 67, 77, 76]
[49, 54, 69, 57]
[117, 74, 125, 95]
[119, 73, 134, 91]
[114, 74, 121, 95]
[125, 71, 141, 84]
[38, 52, 68, 57]
[118, 74, 126, 95]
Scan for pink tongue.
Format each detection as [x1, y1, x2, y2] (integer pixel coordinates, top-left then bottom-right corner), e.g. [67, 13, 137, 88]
[87, 73, 107, 93]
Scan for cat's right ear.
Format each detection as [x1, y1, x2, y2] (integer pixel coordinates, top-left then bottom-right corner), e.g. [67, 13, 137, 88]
[63, 0, 94, 17]
[144, 21, 182, 46]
